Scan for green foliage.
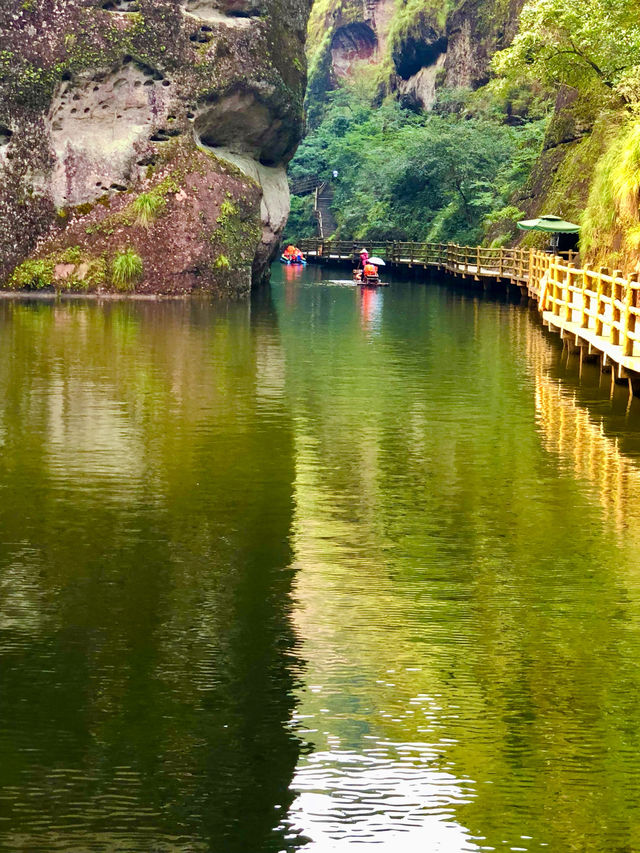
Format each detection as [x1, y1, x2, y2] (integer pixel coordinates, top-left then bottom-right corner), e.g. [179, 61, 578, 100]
[6, 246, 109, 292]
[82, 258, 108, 291]
[112, 248, 143, 291]
[58, 245, 83, 265]
[219, 200, 238, 219]
[288, 85, 546, 245]
[386, 0, 451, 57]
[582, 119, 640, 266]
[284, 195, 317, 243]
[214, 255, 231, 269]
[130, 192, 166, 228]
[8, 258, 54, 290]
[493, 0, 640, 103]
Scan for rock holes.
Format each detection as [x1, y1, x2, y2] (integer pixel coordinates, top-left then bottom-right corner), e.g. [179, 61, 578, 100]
[393, 32, 448, 80]
[0, 125, 13, 150]
[150, 128, 182, 142]
[102, 0, 141, 12]
[194, 90, 292, 166]
[47, 60, 172, 207]
[190, 25, 214, 43]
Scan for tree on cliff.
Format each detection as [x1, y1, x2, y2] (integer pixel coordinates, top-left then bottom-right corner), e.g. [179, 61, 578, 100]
[493, 0, 640, 103]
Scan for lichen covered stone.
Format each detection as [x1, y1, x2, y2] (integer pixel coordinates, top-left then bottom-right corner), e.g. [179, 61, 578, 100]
[0, 0, 311, 295]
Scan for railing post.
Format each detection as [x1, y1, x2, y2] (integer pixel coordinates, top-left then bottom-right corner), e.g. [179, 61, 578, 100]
[564, 263, 575, 322]
[595, 268, 608, 337]
[551, 260, 560, 316]
[580, 269, 589, 329]
[610, 271, 622, 345]
[623, 275, 636, 357]
[529, 249, 535, 290]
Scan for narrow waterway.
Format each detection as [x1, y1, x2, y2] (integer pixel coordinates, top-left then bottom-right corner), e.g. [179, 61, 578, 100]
[1, 264, 640, 851]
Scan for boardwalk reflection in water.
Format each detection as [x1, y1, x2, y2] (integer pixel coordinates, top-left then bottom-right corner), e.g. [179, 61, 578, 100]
[529, 328, 640, 537]
[3, 267, 640, 851]
[271, 264, 640, 853]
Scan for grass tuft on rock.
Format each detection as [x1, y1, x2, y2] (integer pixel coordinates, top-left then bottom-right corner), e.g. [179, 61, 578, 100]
[112, 248, 143, 291]
[131, 192, 166, 228]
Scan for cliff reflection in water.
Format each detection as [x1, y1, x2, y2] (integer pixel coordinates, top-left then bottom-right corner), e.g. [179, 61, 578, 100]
[0, 297, 303, 852]
[5, 271, 640, 852]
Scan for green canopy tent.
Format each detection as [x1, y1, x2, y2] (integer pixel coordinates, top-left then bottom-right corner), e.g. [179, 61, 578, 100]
[517, 214, 580, 252]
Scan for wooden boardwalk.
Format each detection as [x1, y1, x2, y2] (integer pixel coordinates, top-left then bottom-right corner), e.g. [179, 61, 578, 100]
[298, 238, 640, 386]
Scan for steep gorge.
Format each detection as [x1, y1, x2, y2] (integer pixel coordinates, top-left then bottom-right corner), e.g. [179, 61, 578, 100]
[295, 0, 636, 264]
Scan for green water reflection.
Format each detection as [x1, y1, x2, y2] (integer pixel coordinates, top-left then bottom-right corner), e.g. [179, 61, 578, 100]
[273, 264, 640, 852]
[0, 296, 301, 852]
[1, 266, 640, 851]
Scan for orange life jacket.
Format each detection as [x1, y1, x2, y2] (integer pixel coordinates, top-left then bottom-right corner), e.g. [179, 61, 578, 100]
[364, 263, 378, 277]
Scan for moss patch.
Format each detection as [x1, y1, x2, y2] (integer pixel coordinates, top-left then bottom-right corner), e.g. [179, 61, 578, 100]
[211, 195, 262, 272]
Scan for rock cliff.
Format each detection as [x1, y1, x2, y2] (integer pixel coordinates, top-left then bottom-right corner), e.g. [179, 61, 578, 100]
[307, 0, 525, 116]
[303, 0, 631, 258]
[0, 0, 311, 295]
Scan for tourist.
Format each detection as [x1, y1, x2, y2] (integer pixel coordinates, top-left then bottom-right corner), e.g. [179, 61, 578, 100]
[354, 248, 369, 280]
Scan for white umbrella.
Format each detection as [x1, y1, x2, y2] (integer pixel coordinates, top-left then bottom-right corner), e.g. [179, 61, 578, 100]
[368, 256, 386, 266]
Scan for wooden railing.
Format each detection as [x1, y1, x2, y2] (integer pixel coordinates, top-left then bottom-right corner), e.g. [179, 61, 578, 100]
[535, 255, 640, 362]
[298, 239, 575, 281]
[297, 239, 640, 376]
[289, 175, 323, 196]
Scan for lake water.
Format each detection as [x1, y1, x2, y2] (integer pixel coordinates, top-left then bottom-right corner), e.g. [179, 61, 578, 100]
[1, 263, 640, 851]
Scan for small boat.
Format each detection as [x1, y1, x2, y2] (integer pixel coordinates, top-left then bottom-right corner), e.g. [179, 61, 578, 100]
[280, 255, 307, 265]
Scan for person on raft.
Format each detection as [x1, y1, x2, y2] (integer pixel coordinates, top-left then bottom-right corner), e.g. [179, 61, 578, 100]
[283, 244, 304, 263]
[354, 248, 370, 280]
[363, 261, 379, 279]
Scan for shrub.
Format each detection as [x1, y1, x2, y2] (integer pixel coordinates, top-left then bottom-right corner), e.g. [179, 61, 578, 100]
[8, 259, 53, 290]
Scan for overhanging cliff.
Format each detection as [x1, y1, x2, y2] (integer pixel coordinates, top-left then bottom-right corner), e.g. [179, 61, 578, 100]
[0, 0, 312, 295]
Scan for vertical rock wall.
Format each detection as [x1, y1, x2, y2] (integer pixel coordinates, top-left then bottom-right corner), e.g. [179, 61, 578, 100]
[306, 0, 526, 114]
[0, 0, 311, 295]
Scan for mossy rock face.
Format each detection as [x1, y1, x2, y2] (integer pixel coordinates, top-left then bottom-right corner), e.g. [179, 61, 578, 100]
[305, 0, 527, 118]
[0, 0, 312, 295]
[508, 88, 623, 253]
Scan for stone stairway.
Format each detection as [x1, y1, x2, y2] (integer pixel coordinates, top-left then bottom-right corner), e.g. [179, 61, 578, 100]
[314, 182, 337, 238]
